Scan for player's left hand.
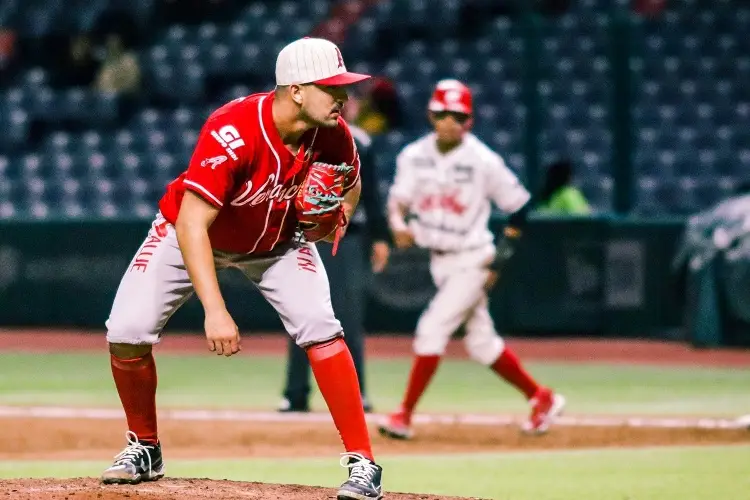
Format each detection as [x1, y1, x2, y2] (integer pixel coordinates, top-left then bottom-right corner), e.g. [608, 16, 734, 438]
[371, 240, 390, 273]
[489, 225, 522, 272]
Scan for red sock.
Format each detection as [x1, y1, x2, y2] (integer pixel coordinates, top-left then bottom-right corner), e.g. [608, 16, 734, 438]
[490, 347, 540, 399]
[307, 338, 374, 462]
[110, 353, 158, 444]
[401, 355, 441, 416]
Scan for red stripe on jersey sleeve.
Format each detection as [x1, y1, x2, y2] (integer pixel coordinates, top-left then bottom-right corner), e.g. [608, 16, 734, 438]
[183, 180, 224, 207]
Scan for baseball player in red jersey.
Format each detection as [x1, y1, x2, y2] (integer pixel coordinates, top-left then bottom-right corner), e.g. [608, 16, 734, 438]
[378, 80, 565, 441]
[100, 38, 383, 500]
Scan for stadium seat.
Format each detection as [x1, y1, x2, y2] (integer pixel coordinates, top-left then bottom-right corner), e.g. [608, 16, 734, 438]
[2, 0, 749, 219]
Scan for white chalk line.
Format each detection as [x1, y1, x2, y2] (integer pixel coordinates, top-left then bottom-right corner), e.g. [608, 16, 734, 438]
[0, 405, 746, 430]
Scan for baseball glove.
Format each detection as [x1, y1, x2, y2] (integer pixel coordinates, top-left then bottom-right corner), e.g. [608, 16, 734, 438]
[295, 161, 353, 255]
[489, 226, 522, 273]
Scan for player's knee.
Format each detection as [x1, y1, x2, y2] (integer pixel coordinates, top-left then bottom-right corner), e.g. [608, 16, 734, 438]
[109, 342, 152, 359]
[465, 333, 504, 366]
[417, 308, 455, 334]
[292, 315, 343, 348]
[413, 329, 449, 357]
[105, 314, 162, 346]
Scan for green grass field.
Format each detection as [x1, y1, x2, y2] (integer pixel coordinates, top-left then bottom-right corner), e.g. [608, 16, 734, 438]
[3, 352, 750, 415]
[2, 351, 750, 499]
[2, 446, 748, 499]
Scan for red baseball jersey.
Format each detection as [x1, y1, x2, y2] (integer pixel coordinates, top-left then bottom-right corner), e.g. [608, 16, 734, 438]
[159, 91, 361, 254]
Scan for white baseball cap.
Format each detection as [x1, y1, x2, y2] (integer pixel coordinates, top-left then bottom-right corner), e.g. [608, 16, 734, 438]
[275, 37, 371, 86]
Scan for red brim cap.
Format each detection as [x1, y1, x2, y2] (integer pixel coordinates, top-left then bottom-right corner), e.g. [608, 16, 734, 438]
[314, 71, 372, 86]
[428, 101, 472, 115]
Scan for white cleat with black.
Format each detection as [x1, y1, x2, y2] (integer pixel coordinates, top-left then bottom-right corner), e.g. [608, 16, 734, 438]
[337, 453, 384, 500]
[100, 431, 165, 485]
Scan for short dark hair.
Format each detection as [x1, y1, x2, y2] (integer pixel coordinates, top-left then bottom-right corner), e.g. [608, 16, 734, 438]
[539, 158, 573, 203]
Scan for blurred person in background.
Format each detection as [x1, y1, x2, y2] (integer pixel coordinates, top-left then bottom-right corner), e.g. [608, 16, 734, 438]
[51, 34, 100, 89]
[278, 89, 391, 414]
[95, 33, 141, 95]
[93, 9, 141, 96]
[0, 28, 18, 82]
[379, 79, 565, 441]
[634, 0, 667, 17]
[356, 77, 403, 135]
[536, 158, 591, 215]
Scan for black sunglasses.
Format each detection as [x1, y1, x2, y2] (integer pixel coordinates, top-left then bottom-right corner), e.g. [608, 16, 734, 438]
[432, 111, 471, 124]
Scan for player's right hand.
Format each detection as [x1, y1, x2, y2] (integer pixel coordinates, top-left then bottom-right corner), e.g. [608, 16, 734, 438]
[393, 229, 415, 250]
[204, 308, 241, 357]
[483, 269, 499, 292]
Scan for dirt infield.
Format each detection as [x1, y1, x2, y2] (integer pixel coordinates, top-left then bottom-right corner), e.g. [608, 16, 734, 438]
[1, 416, 748, 499]
[5, 417, 748, 461]
[2, 329, 750, 366]
[1, 330, 748, 498]
[0, 478, 480, 500]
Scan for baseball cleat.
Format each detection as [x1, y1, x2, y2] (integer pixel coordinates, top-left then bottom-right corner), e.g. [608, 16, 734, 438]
[277, 397, 310, 413]
[362, 397, 374, 414]
[522, 388, 566, 435]
[100, 431, 165, 485]
[337, 453, 383, 500]
[377, 411, 413, 440]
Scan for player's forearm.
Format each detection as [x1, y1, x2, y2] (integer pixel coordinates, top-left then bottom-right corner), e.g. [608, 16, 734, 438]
[387, 196, 409, 232]
[505, 197, 533, 235]
[320, 179, 361, 244]
[342, 179, 361, 222]
[175, 220, 226, 314]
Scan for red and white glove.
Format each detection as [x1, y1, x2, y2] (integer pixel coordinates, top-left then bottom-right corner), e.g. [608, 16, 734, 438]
[295, 161, 353, 255]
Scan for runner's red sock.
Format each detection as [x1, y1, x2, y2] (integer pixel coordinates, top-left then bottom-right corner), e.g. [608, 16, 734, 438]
[307, 338, 374, 462]
[490, 347, 540, 399]
[400, 355, 441, 417]
[110, 352, 159, 444]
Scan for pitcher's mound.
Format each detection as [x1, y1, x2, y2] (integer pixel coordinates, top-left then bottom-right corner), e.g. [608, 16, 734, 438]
[0, 477, 480, 500]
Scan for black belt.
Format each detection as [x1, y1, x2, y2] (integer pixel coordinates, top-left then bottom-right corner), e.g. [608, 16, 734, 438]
[431, 245, 484, 256]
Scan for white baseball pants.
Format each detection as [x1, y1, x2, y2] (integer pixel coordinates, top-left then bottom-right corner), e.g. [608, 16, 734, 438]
[105, 214, 342, 347]
[413, 246, 505, 365]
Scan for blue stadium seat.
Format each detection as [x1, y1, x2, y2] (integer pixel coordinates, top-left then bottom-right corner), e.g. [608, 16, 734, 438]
[580, 175, 612, 212]
[0, 108, 29, 150]
[19, 67, 48, 89]
[4, 0, 750, 219]
[146, 63, 206, 103]
[203, 42, 231, 74]
[0, 156, 9, 179]
[233, 42, 265, 75]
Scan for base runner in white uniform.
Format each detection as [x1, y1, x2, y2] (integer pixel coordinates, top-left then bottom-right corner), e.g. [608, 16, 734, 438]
[378, 80, 565, 440]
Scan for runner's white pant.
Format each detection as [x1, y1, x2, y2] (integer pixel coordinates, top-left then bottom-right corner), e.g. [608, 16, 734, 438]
[413, 246, 505, 365]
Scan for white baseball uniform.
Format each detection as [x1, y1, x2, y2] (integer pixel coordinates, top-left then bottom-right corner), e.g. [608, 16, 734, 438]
[387, 132, 530, 364]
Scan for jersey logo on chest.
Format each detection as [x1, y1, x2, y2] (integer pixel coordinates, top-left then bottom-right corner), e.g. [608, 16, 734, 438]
[453, 164, 474, 183]
[417, 188, 467, 215]
[230, 173, 301, 207]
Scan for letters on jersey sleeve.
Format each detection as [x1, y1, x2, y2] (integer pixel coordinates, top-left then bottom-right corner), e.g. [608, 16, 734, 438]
[183, 118, 250, 208]
[485, 153, 531, 214]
